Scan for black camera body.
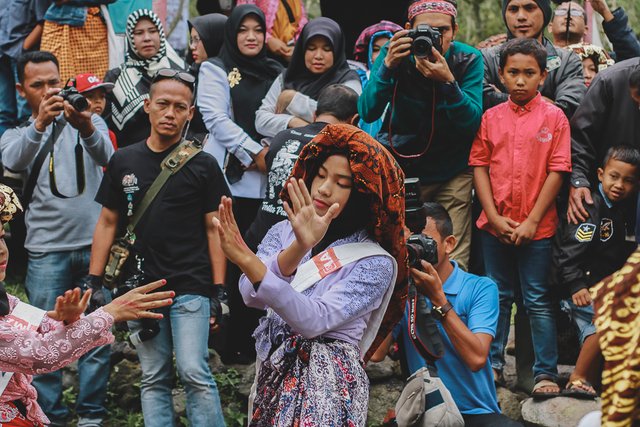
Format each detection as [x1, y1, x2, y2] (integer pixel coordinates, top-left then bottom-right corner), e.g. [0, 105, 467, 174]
[408, 24, 443, 59]
[59, 86, 89, 112]
[407, 233, 438, 268]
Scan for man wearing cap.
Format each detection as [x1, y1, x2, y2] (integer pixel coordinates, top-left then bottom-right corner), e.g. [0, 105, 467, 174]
[359, 0, 484, 271]
[481, 0, 586, 118]
[0, 51, 114, 427]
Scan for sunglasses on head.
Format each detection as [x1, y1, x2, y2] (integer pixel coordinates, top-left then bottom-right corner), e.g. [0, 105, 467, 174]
[152, 68, 196, 88]
[554, 8, 584, 17]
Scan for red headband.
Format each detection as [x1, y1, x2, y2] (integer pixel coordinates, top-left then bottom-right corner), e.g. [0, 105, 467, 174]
[408, 0, 458, 20]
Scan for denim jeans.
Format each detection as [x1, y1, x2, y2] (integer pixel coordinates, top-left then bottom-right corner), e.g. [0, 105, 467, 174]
[0, 55, 30, 139]
[25, 248, 111, 424]
[129, 294, 225, 427]
[481, 232, 558, 380]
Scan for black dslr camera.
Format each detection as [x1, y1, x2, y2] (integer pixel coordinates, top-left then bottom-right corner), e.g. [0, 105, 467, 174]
[59, 78, 89, 112]
[405, 178, 438, 268]
[408, 24, 443, 60]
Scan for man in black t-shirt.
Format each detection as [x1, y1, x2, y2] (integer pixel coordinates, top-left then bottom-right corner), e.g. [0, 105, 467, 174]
[89, 71, 229, 427]
[245, 84, 359, 251]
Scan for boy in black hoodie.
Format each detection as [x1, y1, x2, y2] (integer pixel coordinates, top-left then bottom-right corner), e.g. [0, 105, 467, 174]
[553, 145, 640, 398]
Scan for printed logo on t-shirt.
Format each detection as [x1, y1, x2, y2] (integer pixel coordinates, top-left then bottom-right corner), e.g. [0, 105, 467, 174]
[262, 138, 302, 216]
[575, 223, 596, 242]
[122, 173, 139, 217]
[536, 127, 552, 143]
[600, 218, 613, 242]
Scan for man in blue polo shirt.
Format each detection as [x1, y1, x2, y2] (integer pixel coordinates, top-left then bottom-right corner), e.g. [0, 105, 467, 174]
[374, 203, 521, 427]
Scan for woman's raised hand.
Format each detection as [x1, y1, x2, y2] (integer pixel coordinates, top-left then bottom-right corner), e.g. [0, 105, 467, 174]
[47, 287, 92, 324]
[212, 196, 253, 266]
[283, 178, 340, 251]
[103, 280, 174, 323]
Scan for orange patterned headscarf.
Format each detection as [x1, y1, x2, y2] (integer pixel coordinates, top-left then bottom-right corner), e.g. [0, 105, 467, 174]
[282, 123, 409, 361]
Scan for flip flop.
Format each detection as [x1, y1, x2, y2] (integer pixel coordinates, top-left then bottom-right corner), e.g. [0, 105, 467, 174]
[532, 379, 560, 400]
[562, 379, 597, 400]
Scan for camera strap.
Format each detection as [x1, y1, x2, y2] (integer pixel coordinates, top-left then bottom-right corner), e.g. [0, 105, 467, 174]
[407, 283, 445, 363]
[124, 139, 203, 244]
[386, 80, 437, 159]
[48, 120, 86, 199]
[22, 119, 67, 208]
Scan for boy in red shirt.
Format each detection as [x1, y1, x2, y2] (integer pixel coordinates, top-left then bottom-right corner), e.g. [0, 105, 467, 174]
[73, 72, 118, 149]
[469, 38, 571, 398]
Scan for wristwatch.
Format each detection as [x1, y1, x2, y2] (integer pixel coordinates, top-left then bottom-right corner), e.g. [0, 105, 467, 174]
[432, 301, 453, 320]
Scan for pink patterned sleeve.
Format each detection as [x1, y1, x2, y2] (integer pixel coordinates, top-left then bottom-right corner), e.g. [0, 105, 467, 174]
[0, 296, 114, 375]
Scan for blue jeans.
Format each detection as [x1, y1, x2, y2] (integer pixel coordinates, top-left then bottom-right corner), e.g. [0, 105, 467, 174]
[25, 248, 111, 424]
[0, 55, 30, 139]
[129, 294, 225, 427]
[481, 232, 558, 380]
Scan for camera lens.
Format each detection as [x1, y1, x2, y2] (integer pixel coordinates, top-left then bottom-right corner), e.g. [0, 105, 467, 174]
[66, 93, 89, 112]
[412, 36, 433, 59]
[407, 243, 424, 268]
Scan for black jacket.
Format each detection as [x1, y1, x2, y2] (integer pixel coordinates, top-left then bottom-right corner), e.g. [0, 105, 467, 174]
[570, 58, 640, 188]
[481, 37, 586, 119]
[552, 187, 636, 296]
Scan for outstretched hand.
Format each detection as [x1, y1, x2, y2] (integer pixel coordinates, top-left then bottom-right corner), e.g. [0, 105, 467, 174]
[212, 196, 254, 266]
[103, 279, 174, 323]
[282, 178, 340, 251]
[47, 287, 91, 324]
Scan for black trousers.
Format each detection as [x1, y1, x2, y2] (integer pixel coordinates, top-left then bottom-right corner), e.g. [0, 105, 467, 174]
[462, 413, 524, 427]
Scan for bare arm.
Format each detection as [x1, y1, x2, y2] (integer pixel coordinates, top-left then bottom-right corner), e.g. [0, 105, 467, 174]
[369, 332, 394, 363]
[206, 211, 226, 285]
[89, 206, 119, 276]
[22, 23, 43, 51]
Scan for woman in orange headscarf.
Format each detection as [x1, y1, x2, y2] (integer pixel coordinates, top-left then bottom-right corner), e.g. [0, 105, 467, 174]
[213, 123, 408, 426]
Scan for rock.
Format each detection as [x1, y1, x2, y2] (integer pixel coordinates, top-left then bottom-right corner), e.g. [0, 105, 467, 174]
[108, 359, 143, 412]
[366, 358, 401, 382]
[496, 387, 527, 421]
[521, 396, 600, 427]
[172, 388, 186, 418]
[110, 340, 138, 365]
[229, 362, 256, 398]
[207, 349, 226, 374]
[367, 377, 404, 426]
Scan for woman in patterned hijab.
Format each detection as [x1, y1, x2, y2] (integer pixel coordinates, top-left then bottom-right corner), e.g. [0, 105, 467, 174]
[104, 9, 186, 147]
[213, 123, 408, 426]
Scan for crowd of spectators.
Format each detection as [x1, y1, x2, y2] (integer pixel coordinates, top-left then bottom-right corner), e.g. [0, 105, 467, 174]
[0, 0, 639, 426]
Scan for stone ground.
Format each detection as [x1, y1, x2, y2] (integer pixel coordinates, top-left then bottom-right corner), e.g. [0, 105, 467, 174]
[55, 338, 600, 427]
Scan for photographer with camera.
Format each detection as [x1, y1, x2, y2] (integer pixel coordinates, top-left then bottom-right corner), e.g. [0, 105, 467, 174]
[358, 0, 483, 271]
[373, 203, 521, 427]
[0, 50, 114, 427]
[89, 69, 229, 427]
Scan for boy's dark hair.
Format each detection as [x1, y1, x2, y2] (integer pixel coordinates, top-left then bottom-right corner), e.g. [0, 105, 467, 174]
[422, 202, 454, 237]
[408, 0, 457, 27]
[17, 51, 59, 83]
[315, 84, 359, 122]
[149, 75, 195, 103]
[499, 38, 547, 72]
[630, 67, 640, 90]
[603, 145, 640, 170]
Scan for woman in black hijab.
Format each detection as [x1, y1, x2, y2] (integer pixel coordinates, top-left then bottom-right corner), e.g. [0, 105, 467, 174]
[188, 13, 228, 68]
[254, 17, 362, 138]
[197, 5, 283, 363]
[187, 13, 228, 140]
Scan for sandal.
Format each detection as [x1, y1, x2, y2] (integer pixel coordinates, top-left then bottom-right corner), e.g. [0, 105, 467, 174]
[562, 379, 597, 400]
[532, 376, 560, 400]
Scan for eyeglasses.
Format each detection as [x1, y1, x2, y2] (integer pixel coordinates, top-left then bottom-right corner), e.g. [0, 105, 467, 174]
[554, 8, 585, 18]
[189, 36, 202, 48]
[152, 68, 196, 88]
